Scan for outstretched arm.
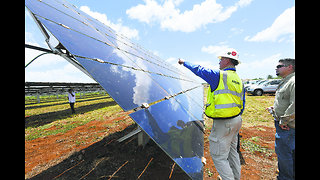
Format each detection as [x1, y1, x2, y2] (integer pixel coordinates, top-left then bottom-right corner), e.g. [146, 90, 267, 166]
[178, 58, 220, 90]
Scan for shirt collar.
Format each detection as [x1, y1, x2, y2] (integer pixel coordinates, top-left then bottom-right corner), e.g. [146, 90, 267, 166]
[283, 72, 295, 81]
[223, 68, 236, 71]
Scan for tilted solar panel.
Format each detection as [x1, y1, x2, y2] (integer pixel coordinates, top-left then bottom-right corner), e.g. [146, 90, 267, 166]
[26, 0, 204, 179]
[130, 96, 203, 180]
[75, 56, 170, 111]
[174, 86, 204, 121]
[26, 0, 193, 81]
[26, 0, 202, 111]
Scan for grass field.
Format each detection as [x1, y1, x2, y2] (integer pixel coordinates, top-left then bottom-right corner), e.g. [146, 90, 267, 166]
[26, 92, 275, 141]
[203, 87, 275, 132]
[25, 93, 125, 141]
[25, 91, 278, 179]
[241, 94, 275, 127]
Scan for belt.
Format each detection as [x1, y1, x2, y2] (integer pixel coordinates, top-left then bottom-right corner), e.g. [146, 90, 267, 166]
[205, 113, 240, 120]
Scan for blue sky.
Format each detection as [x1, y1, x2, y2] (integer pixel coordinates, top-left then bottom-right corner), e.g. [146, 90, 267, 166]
[25, 0, 295, 82]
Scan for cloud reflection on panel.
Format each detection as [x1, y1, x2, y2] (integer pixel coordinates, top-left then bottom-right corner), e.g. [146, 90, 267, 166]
[111, 46, 154, 108]
[75, 49, 167, 111]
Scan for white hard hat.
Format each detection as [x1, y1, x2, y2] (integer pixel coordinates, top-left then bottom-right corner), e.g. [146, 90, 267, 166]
[218, 48, 240, 63]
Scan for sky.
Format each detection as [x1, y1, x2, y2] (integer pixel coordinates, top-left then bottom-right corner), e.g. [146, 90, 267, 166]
[25, 0, 295, 83]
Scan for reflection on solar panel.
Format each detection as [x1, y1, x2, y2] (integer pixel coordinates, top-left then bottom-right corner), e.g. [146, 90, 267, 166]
[130, 92, 204, 180]
[26, 0, 204, 179]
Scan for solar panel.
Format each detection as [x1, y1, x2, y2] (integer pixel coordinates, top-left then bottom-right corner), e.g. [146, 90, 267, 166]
[26, 0, 201, 110]
[130, 96, 203, 180]
[75, 56, 170, 111]
[26, 0, 191, 81]
[26, 0, 204, 179]
[174, 86, 204, 121]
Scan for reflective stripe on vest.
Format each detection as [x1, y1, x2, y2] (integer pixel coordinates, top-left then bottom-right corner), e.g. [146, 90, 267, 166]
[214, 71, 243, 109]
[205, 70, 244, 118]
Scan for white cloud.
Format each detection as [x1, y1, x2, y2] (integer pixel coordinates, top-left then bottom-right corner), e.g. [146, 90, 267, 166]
[80, 6, 139, 40]
[25, 43, 94, 82]
[25, 62, 94, 83]
[198, 44, 282, 79]
[200, 43, 239, 70]
[237, 53, 282, 79]
[25, 48, 64, 67]
[245, 6, 295, 42]
[126, 0, 253, 32]
[236, 0, 254, 8]
[201, 44, 230, 57]
[126, 0, 178, 25]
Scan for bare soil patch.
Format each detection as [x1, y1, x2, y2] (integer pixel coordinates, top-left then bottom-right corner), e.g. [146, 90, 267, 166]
[25, 94, 278, 179]
[26, 117, 277, 179]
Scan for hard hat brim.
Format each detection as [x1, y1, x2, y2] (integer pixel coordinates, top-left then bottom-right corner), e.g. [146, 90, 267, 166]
[218, 56, 241, 64]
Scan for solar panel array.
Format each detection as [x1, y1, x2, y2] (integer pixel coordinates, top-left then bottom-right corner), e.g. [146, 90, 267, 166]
[26, 0, 204, 179]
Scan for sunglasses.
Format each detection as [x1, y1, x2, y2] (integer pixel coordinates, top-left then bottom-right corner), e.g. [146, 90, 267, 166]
[276, 65, 287, 69]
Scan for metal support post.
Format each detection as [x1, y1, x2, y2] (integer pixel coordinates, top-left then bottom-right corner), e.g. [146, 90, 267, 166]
[117, 126, 142, 143]
[117, 103, 150, 147]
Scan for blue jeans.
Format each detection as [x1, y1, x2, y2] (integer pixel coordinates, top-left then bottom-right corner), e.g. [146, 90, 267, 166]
[274, 121, 295, 180]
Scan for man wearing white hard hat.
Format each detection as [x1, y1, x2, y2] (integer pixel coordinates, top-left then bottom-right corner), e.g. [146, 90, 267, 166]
[178, 48, 245, 180]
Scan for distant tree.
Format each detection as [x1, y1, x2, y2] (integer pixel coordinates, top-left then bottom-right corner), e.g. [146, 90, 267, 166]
[267, 75, 273, 79]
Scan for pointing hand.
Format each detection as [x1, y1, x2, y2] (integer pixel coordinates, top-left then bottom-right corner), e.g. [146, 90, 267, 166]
[178, 58, 185, 65]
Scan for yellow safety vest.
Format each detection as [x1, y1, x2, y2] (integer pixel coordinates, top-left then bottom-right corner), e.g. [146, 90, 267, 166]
[205, 70, 244, 118]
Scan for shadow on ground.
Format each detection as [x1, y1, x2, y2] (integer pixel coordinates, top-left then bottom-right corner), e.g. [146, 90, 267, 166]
[25, 99, 117, 128]
[28, 124, 190, 180]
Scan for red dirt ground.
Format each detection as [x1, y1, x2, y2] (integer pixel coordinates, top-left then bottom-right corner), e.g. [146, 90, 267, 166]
[25, 113, 277, 179]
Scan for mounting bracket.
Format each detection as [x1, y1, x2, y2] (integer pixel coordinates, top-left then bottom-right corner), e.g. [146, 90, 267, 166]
[117, 103, 150, 146]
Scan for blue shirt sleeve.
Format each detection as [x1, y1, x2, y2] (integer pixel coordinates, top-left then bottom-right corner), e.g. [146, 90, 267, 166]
[240, 88, 246, 115]
[183, 61, 220, 91]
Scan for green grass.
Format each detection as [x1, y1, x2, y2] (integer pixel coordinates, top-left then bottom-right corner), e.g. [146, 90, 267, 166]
[25, 93, 124, 141]
[25, 92, 105, 104]
[26, 88, 276, 141]
[241, 138, 274, 157]
[241, 94, 275, 127]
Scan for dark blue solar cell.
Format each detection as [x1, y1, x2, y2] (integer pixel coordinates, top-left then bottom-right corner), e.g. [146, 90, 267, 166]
[130, 98, 204, 180]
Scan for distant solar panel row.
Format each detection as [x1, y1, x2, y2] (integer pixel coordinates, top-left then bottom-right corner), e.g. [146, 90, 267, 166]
[26, 0, 204, 179]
